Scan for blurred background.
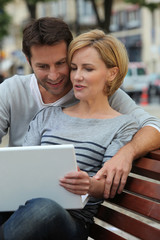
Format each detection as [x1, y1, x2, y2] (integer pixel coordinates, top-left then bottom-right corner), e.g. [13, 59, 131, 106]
[0, 0, 160, 111]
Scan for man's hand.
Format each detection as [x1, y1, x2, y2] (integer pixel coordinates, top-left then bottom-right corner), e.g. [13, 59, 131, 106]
[95, 145, 134, 199]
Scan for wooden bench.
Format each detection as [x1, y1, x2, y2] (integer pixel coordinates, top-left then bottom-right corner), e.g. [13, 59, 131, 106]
[0, 150, 160, 239]
[89, 149, 160, 240]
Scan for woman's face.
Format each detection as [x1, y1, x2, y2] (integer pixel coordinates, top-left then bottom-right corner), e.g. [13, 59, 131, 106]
[70, 46, 111, 101]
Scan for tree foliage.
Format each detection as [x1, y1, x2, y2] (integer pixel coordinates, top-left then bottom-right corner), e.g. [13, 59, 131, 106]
[125, 0, 160, 12]
[0, 0, 55, 41]
[0, 0, 12, 41]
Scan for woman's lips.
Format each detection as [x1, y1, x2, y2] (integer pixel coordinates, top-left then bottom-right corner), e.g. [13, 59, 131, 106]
[74, 84, 85, 90]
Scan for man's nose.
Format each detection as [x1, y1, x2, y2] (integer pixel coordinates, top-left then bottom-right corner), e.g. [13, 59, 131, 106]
[48, 67, 59, 80]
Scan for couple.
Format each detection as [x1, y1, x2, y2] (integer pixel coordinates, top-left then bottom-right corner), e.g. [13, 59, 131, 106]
[0, 17, 160, 239]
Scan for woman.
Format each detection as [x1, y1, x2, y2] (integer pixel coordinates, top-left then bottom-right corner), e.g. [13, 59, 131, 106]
[2, 30, 138, 240]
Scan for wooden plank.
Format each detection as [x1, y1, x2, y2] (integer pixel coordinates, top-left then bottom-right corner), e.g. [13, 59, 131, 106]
[89, 223, 125, 240]
[132, 158, 160, 180]
[125, 176, 160, 201]
[95, 206, 160, 240]
[89, 152, 160, 240]
[108, 192, 160, 221]
[147, 150, 160, 161]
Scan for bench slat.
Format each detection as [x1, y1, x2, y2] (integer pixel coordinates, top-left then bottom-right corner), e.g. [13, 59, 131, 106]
[125, 176, 160, 201]
[94, 205, 160, 240]
[89, 151, 160, 240]
[147, 150, 160, 160]
[108, 192, 160, 221]
[132, 157, 160, 180]
[89, 223, 125, 240]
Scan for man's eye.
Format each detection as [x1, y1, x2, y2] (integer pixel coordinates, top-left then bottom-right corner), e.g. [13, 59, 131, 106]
[57, 61, 66, 66]
[38, 65, 47, 69]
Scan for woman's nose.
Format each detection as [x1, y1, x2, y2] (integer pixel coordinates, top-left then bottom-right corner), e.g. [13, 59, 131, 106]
[74, 71, 83, 81]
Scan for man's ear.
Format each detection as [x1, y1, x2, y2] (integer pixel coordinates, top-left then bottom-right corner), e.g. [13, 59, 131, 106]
[25, 56, 31, 65]
[108, 67, 119, 81]
[25, 56, 29, 63]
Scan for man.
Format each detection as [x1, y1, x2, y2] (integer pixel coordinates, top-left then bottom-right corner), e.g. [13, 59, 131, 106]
[0, 17, 160, 202]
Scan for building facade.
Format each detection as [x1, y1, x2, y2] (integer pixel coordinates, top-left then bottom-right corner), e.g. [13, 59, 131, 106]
[110, 0, 160, 73]
[2, 0, 160, 75]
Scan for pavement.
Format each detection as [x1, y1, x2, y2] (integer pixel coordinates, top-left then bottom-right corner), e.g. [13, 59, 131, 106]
[141, 103, 160, 118]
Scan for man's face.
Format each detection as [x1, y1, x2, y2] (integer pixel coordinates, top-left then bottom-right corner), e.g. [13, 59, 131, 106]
[30, 41, 72, 103]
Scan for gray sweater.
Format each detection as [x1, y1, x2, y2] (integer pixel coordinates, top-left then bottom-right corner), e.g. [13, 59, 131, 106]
[0, 74, 160, 146]
[23, 106, 138, 224]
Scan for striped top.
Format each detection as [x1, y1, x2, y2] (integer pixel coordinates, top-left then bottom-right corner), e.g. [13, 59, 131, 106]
[24, 106, 138, 223]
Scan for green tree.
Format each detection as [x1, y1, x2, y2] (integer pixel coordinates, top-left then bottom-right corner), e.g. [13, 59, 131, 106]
[125, 0, 160, 12]
[0, 0, 12, 41]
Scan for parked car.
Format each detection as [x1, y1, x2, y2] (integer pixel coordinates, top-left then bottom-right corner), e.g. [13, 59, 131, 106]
[121, 62, 150, 103]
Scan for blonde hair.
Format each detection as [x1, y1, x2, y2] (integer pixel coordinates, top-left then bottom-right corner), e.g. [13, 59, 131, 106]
[68, 29, 129, 96]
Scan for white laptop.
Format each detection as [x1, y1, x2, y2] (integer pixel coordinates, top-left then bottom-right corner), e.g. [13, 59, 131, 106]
[0, 144, 88, 211]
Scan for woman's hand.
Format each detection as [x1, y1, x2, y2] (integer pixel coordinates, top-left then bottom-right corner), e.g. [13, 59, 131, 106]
[60, 167, 105, 198]
[59, 169, 90, 195]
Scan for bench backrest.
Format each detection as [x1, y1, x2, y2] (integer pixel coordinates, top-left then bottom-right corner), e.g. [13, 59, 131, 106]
[89, 150, 160, 240]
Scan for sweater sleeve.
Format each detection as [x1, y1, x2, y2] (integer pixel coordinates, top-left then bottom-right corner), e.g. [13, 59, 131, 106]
[109, 89, 160, 131]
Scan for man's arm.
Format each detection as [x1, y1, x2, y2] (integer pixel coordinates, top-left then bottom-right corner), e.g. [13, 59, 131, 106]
[95, 126, 160, 199]
[96, 89, 160, 199]
[109, 88, 160, 129]
[0, 80, 10, 144]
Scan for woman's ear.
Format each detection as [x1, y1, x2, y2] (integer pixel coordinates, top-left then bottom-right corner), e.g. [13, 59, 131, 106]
[108, 67, 119, 81]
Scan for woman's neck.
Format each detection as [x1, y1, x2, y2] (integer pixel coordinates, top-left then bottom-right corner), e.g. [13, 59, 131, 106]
[63, 98, 121, 119]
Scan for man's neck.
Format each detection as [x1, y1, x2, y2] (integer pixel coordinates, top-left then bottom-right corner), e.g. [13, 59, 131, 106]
[39, 84, 72, 104]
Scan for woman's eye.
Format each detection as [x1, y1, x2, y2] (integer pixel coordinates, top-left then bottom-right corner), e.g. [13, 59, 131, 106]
[86, 68, 93, 72]
[70, 67, 77, 71]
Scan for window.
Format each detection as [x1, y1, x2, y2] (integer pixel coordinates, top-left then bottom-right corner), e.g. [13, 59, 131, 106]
[126, 8, 141, 29]
[78, 0, 96, 24]
[137, 68, 146, 75]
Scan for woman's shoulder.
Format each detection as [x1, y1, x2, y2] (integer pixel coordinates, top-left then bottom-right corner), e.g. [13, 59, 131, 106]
[33, 106, 62, 120]
[117, 114, 139, 134]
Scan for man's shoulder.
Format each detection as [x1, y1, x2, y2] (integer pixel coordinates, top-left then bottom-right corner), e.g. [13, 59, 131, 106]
[2, 74, 32, 87]
[109, 88, 125, 101]
[0, 74, 34, 103]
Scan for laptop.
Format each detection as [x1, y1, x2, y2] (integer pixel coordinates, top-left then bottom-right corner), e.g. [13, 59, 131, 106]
[0, 145, 88, 211]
